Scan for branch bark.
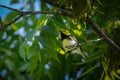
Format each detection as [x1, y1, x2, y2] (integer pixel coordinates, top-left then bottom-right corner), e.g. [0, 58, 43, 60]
[0, 4, 65, 31]
[87, 16, 120, 54]
[0, 17, 2, 29]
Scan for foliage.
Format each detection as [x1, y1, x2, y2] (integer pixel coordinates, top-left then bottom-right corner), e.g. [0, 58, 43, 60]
[0, 0, 120, 80]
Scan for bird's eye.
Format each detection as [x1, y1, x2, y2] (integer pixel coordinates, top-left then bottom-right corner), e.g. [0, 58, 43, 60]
[69, 45, 72, 48]
[72, 45, 75, 48]
[68, 45, 72, 49]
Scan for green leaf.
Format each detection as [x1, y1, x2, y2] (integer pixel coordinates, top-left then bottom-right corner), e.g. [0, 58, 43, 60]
[36, 17, 48, 29]
[4, 12, 18, 23]
[19, 29, 38, 61]
[72, 54, 102, 65]
[104, 74, 111, 80]
[27, 40, 41, 62]
[80, 65, 97, 78]
[18, 75, 26, 80]
[25, 29, 37, 41]
[111, 70, 120, 80]
[87, 0, 91, 10]
[5, 59, 14, 70]
[37, 25, 60, 63]
[52, 15, 66, 29]
[19, 41, 27, 61]
[41, 2, 50, 11]
[117, 69, 120, 74]
[19, 62, 30, 72]
[11, 0, 19, 4]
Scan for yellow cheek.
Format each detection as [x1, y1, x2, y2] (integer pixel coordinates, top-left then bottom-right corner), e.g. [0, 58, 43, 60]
[59, 49, 65, 55]
[57, 48, 65, 55]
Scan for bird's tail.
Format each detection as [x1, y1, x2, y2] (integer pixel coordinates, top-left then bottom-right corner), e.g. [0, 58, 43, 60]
[72, 47, 87, 59]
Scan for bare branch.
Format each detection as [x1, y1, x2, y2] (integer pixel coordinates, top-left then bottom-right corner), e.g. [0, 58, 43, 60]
[0, 4, 64, 15]
[0, 4, 65, 30]
[0, 17, 2, 28]
[87, 16, 120, 54]
[80, 38, 104, 45]
[0, 4, 22, 13]
[21, 11, 63, 15]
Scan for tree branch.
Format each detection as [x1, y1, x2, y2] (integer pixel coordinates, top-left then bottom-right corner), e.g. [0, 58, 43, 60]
[80, 38, 104, 45]
[0, 5, 22, 13]
[87, 16, 120, 54]
[0, 17, 2, 29]
[0, 4, 65, 31]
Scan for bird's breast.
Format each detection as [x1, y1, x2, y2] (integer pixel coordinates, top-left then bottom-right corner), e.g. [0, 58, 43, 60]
[62, 39, 78, 52]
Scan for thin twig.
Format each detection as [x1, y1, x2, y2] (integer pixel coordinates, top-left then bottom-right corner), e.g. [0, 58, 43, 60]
[0, 17, 2, 28]
[0, 4, 65, 30]
[87, 15, 120, 54]
[80, 38, 104, 45]
[21, 11, 63, 15]
[0, 4, 63, 15]
[0, 4, 22, 13]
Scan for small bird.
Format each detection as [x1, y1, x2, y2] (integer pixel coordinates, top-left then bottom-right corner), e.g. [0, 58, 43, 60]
[59, 29, 86, 59]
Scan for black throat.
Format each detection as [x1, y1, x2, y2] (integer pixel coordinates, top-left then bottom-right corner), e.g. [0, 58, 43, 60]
[60, 32, 70, 40]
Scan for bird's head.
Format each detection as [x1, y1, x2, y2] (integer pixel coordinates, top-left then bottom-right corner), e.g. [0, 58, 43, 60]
[60, 29, 71, 40]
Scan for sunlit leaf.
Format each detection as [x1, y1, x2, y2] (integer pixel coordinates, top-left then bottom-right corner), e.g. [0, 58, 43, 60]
[117, 69, 120, 74]
[104, 74, 111, 80]
[36, 15, 48, 29]
[111, 70, 120, 79]
[73, 29, 82, 36]
[87, 0, 91, 10]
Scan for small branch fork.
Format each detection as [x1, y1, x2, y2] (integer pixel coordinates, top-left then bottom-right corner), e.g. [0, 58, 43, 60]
[0, 4, 65, 31]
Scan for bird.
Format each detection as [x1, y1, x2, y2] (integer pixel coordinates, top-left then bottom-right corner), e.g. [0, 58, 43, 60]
[59, 29, 86, 59]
